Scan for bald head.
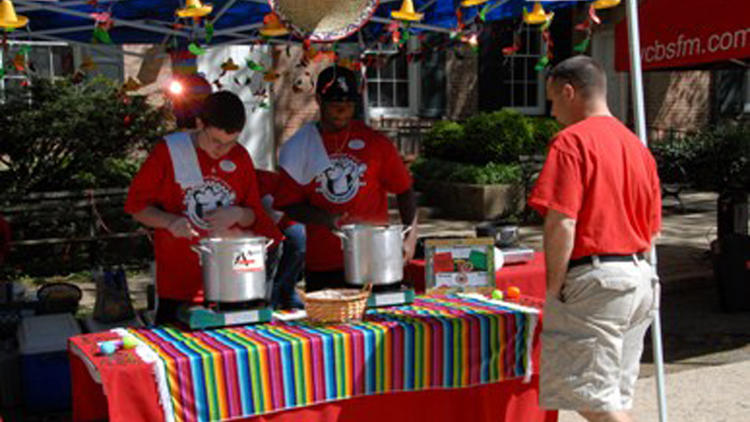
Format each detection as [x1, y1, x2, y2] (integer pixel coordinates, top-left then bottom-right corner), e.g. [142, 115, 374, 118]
[547, 55, 607, 99]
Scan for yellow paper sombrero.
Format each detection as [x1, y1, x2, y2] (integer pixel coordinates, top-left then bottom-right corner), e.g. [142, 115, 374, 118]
[523, 2, 554, 25]
[176, 0, 213, 19]
[461, 0, 489, 7]
[391, 0, 423, 22]
[0, 0, 28, 29]
[259, 12, 289, 37]
[592, 0, 621, 10]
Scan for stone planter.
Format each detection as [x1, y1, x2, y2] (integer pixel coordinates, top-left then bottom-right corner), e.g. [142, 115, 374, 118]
[419, 180, 524, 220]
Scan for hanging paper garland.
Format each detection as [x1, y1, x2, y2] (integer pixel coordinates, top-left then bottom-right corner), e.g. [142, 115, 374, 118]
[573, 4, 603, 54]
[534, 18, 554, 71]
[502, 26, 523, 56]
[90, 11, 113, 44]
[188, 42, 205, 55]
[204, 20, 214, 44]
[478, 3, 493, 22]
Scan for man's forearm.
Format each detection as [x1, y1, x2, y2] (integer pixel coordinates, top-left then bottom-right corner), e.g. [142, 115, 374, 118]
[132, 206, 180, 229]
[282, 204, 336, 229]
[543, 211, 576, 297]
[396, 188, 417, 227]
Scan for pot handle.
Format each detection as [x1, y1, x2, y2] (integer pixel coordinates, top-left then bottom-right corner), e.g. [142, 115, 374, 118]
[190, 244, 211, 266]
[190, 245, 211, 255]
[332, 229, 348, 241]
[266, 238, 276, 249]
[401, 225, 413, 238]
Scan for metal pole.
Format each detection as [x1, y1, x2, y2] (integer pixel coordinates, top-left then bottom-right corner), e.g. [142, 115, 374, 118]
[625, 1, 668, 422]
[15, 0, 191, 39]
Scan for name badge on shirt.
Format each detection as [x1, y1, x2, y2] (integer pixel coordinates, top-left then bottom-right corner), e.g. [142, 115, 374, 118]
[220, 160, 237, 173]
[348, 139, 365, 150]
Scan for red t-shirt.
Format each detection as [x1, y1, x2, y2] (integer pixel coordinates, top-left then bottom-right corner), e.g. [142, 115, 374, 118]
[124, 138, 283, 302]
[273, 121, 413, 272]
[528, 116, 661, 260]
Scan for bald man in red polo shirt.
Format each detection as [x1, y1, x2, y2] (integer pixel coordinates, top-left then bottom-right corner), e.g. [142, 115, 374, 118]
[529, 56, 661, 422]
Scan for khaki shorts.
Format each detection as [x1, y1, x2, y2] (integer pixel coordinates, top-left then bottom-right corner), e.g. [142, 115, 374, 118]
[540, 256, 657, 412]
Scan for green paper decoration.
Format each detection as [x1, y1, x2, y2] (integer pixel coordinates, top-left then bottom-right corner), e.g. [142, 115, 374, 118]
[479, 4, 492, 22]
[205, 21, 214, 44]
[573, 38, 591, 53]
[534, 55, 550, 71]
[0, 68, 4, 78]
[245, 59, 266, 72]
[93, 27, 113, 44]
[188, 42, 206, 55]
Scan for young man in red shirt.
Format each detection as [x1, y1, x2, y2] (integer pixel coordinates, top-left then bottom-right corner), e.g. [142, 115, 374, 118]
[273, 65, 418, 291]
[125, 91, 282, 324]
[529, 56, 661, 422]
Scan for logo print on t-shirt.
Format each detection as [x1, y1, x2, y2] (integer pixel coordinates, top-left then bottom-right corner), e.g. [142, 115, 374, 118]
[316, 154, 367, 204]
[183, 178, 236, 230]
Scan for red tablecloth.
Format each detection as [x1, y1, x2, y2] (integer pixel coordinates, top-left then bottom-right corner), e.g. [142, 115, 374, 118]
[405, 252, 547, 299]
[69, 295, 556, 422]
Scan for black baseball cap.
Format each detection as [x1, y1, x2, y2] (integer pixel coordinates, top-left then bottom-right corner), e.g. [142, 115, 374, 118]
[316, 65, 360, 102]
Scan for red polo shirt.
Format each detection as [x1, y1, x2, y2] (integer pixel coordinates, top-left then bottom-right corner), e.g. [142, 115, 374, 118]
[528, 116, 661, 260]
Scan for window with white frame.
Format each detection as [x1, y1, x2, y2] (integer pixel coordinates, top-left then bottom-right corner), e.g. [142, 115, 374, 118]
[364, 44, 413, 116]
[363, 37, 447, 118]
[714, 67, 750, 116]
[479, 23, 546, 115]
[0, 41, 74, 101]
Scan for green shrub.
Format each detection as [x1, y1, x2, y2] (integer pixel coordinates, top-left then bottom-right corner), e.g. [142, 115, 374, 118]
[411, 158, 522, 185]
[0, 76, 170, 199]
[529, 117, 561, 150]
[423, 110, 550, 165]
[422, 120, 465, 159]
[652, 123, 750, 191]
[690, 123, 750, 192]
[463, 109, 535, 164]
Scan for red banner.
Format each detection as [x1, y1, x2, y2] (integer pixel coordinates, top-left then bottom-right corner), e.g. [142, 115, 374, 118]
[615, 0, 750, 71]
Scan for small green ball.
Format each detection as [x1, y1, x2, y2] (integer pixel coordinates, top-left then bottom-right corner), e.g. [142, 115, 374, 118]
[122, 336, 138, 350]
[491, 290, 504, 300]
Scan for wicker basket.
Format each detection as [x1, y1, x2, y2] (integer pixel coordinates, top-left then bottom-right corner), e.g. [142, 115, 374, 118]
[298, 284, 372, 324]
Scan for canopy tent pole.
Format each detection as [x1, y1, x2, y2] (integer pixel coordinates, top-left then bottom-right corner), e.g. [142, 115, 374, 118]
[14, 0, 191, 40]
[625, 1, 668, 422]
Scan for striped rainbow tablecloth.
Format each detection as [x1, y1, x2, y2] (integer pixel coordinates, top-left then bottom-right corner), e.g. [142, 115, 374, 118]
[126, 295, 540, 422]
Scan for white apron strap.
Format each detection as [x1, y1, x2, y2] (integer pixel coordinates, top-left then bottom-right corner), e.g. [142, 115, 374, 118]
[165, 132, 204, 190]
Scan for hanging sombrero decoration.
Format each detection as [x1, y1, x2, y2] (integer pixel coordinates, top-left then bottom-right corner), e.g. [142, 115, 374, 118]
[460, 0, 488, 7]
[176, 0, 213, 19]
[523, 2, 554, 25]
[0, 0, 28, 29]
[391, 0, 422, 22]
[259, 12, 289, 37]
[592, 0, 620, 10]
[269, 0, 379, 42]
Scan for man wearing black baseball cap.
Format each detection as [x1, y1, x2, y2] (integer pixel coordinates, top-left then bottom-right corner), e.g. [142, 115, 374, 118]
[273, 65, 418, 292]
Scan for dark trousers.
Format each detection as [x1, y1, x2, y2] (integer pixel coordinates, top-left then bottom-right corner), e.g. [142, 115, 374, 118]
[154, 297, 183, 325]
